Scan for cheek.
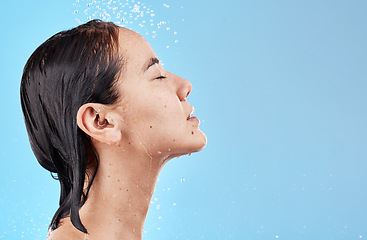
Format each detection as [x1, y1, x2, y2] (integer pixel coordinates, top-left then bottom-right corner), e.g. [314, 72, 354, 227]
[123, 88, 180, 129]
[120, 84, 192, 150]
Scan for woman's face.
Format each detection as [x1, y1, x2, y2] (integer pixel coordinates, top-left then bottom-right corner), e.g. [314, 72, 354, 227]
[113, 27, 207, 159]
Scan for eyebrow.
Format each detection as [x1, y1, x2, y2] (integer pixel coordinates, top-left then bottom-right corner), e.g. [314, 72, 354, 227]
[143, 57, 160, 72]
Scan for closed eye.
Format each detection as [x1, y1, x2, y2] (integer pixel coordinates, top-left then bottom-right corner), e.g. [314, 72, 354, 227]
[155, 76, 166, 79]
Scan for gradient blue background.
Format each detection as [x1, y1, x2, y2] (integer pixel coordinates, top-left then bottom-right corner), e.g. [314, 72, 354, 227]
[1, 0, 367, 239]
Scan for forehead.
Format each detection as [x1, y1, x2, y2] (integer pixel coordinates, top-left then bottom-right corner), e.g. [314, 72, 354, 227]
[117, 27, 155, 67]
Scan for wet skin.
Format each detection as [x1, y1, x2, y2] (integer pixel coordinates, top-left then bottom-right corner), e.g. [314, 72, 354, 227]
[48, 27, 206, 240]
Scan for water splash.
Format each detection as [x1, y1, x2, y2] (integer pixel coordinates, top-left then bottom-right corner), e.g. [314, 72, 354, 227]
[72, 0, 182, 46]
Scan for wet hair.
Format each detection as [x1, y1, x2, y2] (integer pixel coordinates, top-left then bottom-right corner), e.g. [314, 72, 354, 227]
[20, 19, 122, 233]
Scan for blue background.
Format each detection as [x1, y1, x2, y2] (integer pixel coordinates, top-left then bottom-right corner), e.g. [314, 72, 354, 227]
[1, 0, 367, 239]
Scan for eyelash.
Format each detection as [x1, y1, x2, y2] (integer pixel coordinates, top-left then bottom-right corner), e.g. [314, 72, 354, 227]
[155, 76, 166, 80]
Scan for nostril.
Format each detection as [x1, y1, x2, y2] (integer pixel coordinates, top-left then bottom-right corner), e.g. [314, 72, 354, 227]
[178, 87, 191, 102]
[175, 74, 192, 101]
[186, 90, 191, 98]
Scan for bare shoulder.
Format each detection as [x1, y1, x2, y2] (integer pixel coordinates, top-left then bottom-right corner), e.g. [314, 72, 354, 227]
[47, 218, 86, 240]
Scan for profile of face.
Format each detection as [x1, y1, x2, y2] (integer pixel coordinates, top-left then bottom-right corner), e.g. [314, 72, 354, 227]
[117, 28, 207, 158]
[21, 21, 207, 237]
[78, 27, 207, 163]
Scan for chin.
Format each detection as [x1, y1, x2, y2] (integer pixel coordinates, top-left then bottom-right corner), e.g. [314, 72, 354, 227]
[194, 131, 207, 152]
[185, 129, 207, 154]
[156, 129, 207, 160]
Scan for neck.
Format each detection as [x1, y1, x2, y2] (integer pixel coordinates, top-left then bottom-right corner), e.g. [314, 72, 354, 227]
[79, 144, 166, 240]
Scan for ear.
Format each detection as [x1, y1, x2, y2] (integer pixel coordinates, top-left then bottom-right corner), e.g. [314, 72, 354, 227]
[76, 103, 122, 145]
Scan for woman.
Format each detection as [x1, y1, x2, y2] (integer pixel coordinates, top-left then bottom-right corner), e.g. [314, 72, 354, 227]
[20, 20, 206, 240]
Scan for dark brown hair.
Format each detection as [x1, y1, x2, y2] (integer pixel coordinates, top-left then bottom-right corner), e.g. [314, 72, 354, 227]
[20, 19, 122, 233]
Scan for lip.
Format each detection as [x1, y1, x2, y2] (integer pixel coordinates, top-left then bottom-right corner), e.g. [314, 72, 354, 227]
[186, 107, 200, 125]
[187, 116, 200, 125]
[186, 107, 195, 120]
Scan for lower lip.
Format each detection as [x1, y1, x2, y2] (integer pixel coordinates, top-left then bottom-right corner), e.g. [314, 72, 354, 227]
[188, 116, 200, 125]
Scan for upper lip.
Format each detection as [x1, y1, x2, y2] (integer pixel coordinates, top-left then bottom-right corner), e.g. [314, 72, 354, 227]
[187, 107, 195, 120]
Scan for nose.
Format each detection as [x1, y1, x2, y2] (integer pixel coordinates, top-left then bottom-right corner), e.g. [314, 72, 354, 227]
[171, 73, 192, 101]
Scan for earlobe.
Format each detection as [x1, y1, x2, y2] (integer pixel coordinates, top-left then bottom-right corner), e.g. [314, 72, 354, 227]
[76, 103, 122, 145]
